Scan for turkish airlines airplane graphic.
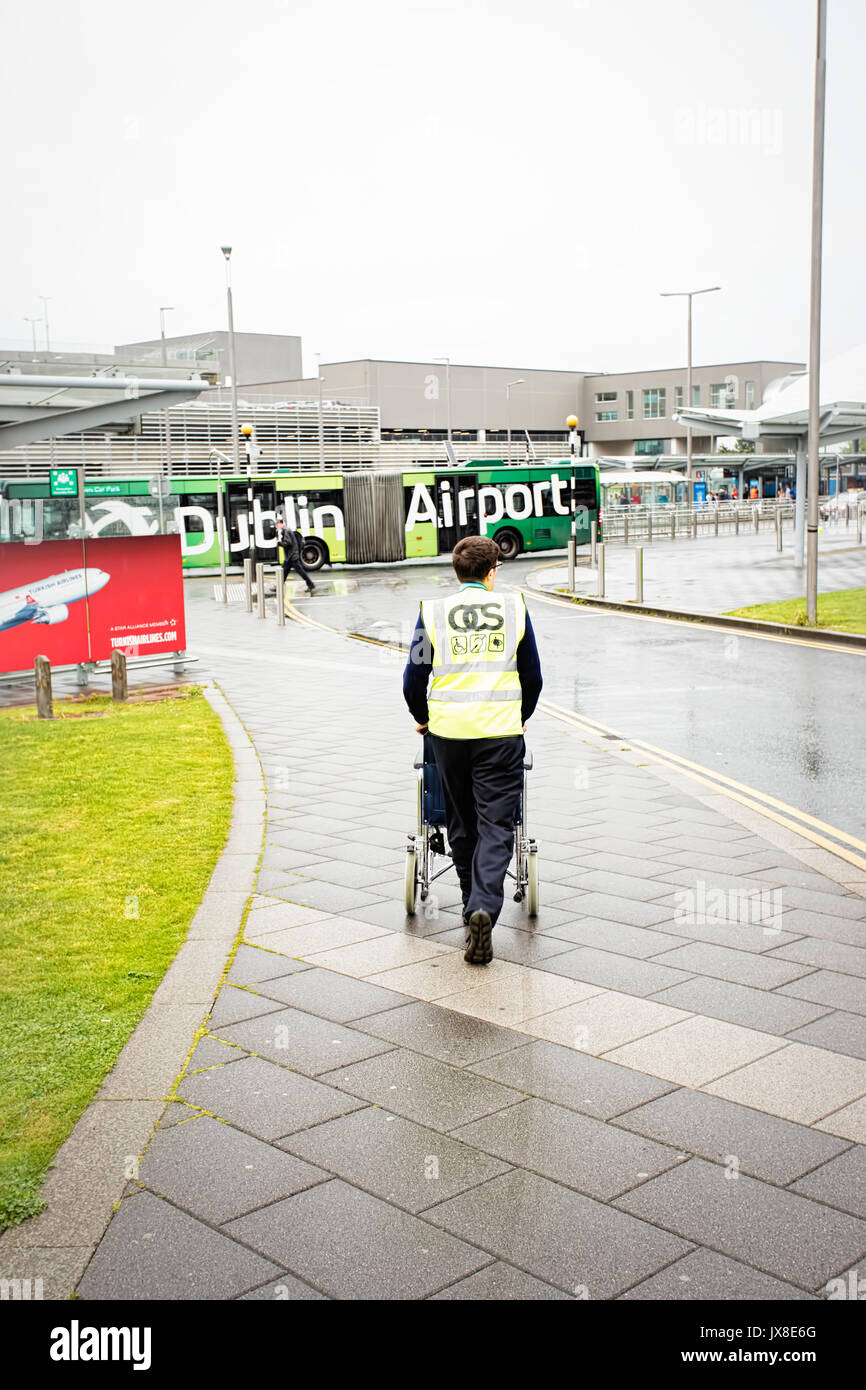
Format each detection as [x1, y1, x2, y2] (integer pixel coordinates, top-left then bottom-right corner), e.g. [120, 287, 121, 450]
[0, 568, 110, 634]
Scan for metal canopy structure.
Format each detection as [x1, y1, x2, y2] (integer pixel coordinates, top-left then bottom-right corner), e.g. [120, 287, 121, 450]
[673, 344, 866, 566]
[672, 343, 866, 448]
[0, 373, 209, 450]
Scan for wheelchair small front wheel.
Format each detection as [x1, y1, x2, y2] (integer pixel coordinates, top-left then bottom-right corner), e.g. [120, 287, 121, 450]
[527, 850, 539, 917]
[404, 849, 418, 914]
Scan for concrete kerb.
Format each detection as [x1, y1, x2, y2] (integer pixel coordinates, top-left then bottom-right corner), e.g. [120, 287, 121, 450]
[0, 680, 266, 1299]
[532, 580, 866, 652]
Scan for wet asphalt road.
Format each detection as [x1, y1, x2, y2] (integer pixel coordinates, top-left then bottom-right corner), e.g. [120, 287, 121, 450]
[260, 555, 866, 842]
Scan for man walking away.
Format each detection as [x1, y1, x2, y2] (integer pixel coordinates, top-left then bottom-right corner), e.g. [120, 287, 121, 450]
[402, 536, 543, 964]
[276, 514, 316, 596]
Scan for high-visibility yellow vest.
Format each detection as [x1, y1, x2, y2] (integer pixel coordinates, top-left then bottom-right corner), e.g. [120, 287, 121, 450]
[421, 587, 526, 739]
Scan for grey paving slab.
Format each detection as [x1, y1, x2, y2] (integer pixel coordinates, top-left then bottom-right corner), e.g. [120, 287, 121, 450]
[96, 1005, 212, 1100]
[453, 1097, 683, 1201]
[251, 966, 412, 1022]
[424, 1168, 692, 1299]
[430, 1262, 573, 1299]
[612, 1086, 850, 1184]
[321, 1047, 525, 1131]
[225, 944, 314, 987]
[538, 917, 686, 958]
[429, 923, 574, 967]
[769, 936, 866, 978]
[648, 976, 831, 1036]
[466, 1039, 677, 1119]
[767, 908, 866, 949]
[77, 1191, 282, 1301]
[789, 1146, 866, 1219]
[280, 1107, 511, 1214]
[239, 1274, 329, 1300]
[651, 941, 814, 990]
[185, 1035, 247, 1071]
[349, 999, 528, 1067]
[296, 858, 397, 889]
[559, 869, 684, 903]
[224, 1179, 491, 1300]
[537, 946, 695, 997]
[785, 1011, 866, 1062]
[206, 985, 286, 1029]
[274, 879, 387, 915]
[177, 1054, 367, 1140]
[211, 1005, 395, 1077]
[614, 1157, 866, 1290]
[555, 892, 678, 929]
[779, 970, 866, 1017]
[137, 1115, 328, 1224]
[620, 1248, 816, 1301]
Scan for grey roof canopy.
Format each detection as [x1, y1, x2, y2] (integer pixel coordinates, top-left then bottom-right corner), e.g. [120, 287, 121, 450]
[0, 373, 209, 450]
[673, 344, 866, 448]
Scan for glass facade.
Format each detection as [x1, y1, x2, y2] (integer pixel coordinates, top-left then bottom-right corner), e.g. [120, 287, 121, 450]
[626, 390, 634, 420]
[595, 411, 617, 421]
[745, 380, 756, 409]
[710, 383, 727, 407]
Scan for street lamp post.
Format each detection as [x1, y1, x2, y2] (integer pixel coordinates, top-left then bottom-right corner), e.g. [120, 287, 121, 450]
[661, 286, 721, 506]
[806, 0, 827, 627]
[221, 246, 241, 471]
[316, 352, 324, 469]
[24, 317, 40, 352]
[506, 380, 525, 464]
[39, 296, 52, 352]
[158, 306, 175, 516]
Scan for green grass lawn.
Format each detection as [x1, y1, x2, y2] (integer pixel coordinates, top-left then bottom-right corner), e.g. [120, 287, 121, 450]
[0, 689, 235, 1229]
[726, 587, 866, 635]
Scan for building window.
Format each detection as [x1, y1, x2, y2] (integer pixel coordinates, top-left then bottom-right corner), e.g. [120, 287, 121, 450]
[595, 411, 618, 421]
[626, 390, 634, 420]
[595, 390, 617, 402]
[674, 386, 684, 410]
[691, 384, 701, 406]
[745, 379, 756, 409]
[710, 383, 727, 408]
[635, 439, 665, 455]
[642, 388, 666, 419]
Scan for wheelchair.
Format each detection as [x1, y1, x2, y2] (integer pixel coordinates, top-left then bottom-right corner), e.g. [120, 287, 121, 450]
[404, 734, 538, 918]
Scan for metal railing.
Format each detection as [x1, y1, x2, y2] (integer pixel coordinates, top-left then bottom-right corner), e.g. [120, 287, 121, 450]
[599, 498, 796, 542]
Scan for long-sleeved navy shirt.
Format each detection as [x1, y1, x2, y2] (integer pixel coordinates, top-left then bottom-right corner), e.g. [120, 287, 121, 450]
[402, 585, 543, 729]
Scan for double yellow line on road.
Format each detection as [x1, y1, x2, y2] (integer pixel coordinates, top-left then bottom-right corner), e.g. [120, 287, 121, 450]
[540, 696, 866, 876]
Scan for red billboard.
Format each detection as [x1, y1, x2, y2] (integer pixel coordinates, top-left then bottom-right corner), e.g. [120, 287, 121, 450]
[0, 535, 186, 674]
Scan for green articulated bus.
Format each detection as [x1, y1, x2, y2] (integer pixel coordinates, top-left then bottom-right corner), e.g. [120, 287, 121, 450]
[1, 461, 601, 572]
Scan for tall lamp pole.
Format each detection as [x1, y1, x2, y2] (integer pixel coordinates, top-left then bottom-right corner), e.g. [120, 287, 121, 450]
[39, 296, 52, 352]
[24, 317, 40, 352]
[506, 379, 525, 464]
[805, 0, 827, 627]
[158, 306, 175, 521]
[221, 246, 241, 471]
[661, 285, 720, 505]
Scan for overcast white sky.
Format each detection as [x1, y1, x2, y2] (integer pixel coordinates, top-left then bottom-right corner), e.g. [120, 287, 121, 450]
[1, 0, 862, 376]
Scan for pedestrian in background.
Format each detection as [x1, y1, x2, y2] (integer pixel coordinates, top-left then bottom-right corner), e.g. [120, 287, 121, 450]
[276, 514, 316, 596]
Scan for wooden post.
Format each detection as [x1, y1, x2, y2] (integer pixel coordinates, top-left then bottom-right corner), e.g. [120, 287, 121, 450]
[111, 649, 128, 702]
[35, 655, 53, 719]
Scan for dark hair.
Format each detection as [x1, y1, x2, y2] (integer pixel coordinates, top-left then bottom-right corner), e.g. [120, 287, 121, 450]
[452, 535, 501, 582]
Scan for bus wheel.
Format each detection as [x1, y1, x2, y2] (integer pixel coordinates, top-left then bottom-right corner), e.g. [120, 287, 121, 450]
[494, 528, 522, 561]
[300, 538, 328, 571]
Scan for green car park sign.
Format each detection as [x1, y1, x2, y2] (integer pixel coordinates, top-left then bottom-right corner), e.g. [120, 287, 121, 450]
[49, 468, 79, 497]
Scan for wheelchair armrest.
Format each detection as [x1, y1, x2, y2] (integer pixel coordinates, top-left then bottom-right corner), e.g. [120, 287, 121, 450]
[523, 749, 534, 771]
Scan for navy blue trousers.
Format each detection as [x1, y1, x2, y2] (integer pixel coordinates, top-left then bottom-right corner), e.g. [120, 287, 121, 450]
[429, 732, 525, 927]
